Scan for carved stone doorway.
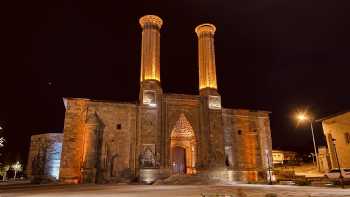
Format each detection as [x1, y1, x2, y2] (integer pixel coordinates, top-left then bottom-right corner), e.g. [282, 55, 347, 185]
[172, 146, 186, 174]
[170, 113, 196, 174]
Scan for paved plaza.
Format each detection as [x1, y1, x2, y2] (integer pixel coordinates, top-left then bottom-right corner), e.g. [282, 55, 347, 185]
[1, 184, 350, 197]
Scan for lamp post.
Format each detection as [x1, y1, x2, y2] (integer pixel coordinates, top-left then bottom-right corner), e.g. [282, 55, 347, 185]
[332, 139, 344, 189]
[309, 153, 315, 166]
[12, 161, 22, 181]
[296, 113, 320, 171]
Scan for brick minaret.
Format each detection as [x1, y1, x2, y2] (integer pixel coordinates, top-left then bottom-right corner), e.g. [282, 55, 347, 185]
[138, 15, 163, 104]
[139, 15, 162, 83]
[137, 15, 164, 177]
[196, 23, 225, 169]
[195, 24, 218, 96]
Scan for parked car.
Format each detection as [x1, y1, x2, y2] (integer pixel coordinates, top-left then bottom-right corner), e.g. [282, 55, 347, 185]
[325, 168, 350, 179]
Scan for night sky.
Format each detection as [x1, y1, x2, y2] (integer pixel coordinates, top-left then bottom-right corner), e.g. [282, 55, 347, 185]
[2, 0, 350, 164]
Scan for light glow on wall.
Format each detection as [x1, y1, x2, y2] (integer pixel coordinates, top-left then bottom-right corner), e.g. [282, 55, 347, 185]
[196, 24, 218, 90]
[48, 142, 62, 180]
[139, 15, 162, 82]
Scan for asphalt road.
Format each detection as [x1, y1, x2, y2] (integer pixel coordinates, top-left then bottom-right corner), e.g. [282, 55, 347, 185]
[1, 184, 350, 197]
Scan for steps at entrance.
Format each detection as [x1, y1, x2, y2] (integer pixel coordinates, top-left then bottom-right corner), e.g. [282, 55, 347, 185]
[153, 174, 229, 185]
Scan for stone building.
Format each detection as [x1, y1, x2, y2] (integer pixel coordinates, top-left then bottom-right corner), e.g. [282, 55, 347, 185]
[29, 15, 273, 184]
[319, 111, 350, 169]
[26, 133, 63, 182]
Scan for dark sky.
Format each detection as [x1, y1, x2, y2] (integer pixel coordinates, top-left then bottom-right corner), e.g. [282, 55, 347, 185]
[2, 0, 350, 163]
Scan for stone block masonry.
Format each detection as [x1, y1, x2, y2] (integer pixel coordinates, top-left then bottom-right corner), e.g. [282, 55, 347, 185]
[29, 15, 273, 184]
[27, 133, 63, 183]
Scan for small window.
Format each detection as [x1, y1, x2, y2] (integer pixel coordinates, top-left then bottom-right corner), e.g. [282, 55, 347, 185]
[345, 133, 350, 144]
[116, 124, 122, 130]
[238, 130, 242, 135]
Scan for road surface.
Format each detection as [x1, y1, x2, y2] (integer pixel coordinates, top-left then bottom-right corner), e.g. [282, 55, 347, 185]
[1, 184, 350, 197]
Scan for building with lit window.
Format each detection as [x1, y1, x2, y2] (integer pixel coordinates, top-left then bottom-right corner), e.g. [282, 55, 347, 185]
[319, 111, 350, 169]
[272, 150, 298, 165]
[28, 15, 272, 184]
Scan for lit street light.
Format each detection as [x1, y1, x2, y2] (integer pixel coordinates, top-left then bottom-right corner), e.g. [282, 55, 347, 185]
[296, 112, 320, 171]
[12, 161, 22, 180]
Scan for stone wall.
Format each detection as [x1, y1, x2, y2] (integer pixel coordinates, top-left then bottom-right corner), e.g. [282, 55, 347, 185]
[27, 133, 63, 182]
[59, 98, 137, 184]
[58, 97, 272, 184]
[137, 80, 163, 183]
[222, 109, 272, 181]
[91, 101, 137, 183]
[59, 98, 89, 183]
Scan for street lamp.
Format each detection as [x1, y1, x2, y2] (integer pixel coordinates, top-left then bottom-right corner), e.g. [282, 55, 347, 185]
[12, 161, 22, 181]
[309, 153, 315, 166]
[296, 112, 320, 171]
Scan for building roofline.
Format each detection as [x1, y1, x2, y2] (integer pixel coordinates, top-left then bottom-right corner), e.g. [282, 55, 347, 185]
[222, 108, 271, 114]
[63, 97, 138, 105]
[316, 110, 350, 122]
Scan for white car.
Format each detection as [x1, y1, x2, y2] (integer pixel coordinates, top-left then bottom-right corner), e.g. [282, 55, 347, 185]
[325, 168, 350, 179]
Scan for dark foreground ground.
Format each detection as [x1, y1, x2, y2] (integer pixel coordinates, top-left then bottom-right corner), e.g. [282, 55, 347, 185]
[0, 184, 350, 197]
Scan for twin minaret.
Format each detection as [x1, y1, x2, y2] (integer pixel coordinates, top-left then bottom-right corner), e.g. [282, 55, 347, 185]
[139, 15, 218, 94]
[195, 24, 218, 91]
[138, 15, 225, 169]
[139, 15, 163, 82]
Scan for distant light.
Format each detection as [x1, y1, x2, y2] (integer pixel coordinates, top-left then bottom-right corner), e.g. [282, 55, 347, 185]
[12, 161, 22, 171]
[149, 103, 157, 107]
[0, 137, 5, 147]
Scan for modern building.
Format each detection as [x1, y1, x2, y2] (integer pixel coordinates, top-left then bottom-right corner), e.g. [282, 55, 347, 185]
[319, 111, 350, 169]
[28, 15, 273, 184]
[272, 150, 298, 165]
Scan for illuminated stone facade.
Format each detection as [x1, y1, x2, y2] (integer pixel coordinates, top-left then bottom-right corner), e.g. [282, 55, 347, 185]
[26, 133, 63, 182]
[139, 15, 162, 82]
[321, 111, 350, 169]
[29, 15, 272, 184]
[196, 24, 218, 90]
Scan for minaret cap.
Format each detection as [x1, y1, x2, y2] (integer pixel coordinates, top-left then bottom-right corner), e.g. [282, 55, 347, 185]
[139, 15, 163, 29]
[195, 23, 216, 35]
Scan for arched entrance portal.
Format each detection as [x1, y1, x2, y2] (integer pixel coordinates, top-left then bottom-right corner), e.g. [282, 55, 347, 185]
[170, 113, 196, 174]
